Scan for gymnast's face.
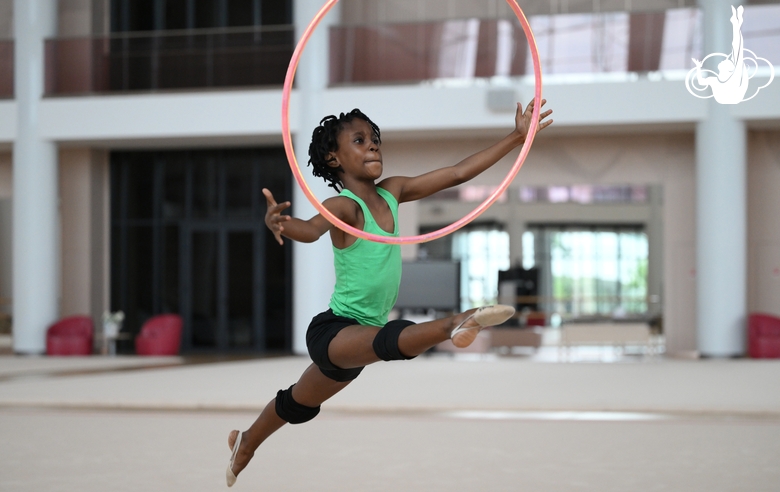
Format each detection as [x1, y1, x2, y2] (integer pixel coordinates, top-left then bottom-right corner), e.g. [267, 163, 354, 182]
[329, 118, 383, 182]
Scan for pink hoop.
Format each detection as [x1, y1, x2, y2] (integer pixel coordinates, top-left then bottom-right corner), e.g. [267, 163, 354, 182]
[282, 0, 542, 245]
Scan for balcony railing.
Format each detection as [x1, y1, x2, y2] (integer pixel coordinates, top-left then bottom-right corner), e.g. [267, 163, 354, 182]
[26, 5, 780, 95]
[0, 40, 12, 98]
[330, 5, 780, 85]
[45, 25, 294, 95]
[330, 18, 529, 84]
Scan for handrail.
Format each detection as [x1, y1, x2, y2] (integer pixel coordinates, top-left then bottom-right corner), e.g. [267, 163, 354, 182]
[44, 27, 294, 95]
[47, 24, 294, 41]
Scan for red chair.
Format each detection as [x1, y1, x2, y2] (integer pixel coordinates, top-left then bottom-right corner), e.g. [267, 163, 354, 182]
[525, 312, 546, 327]
[748, 313, 780, 359]
[46, 316, 93, 356]
[135, 314, 183, 356]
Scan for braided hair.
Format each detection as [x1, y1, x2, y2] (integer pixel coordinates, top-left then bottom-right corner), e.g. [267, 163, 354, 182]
[308, 109, 381, 192]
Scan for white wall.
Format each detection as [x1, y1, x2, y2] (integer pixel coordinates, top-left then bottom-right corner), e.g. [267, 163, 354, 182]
[59, 147, 109, 323]
[0, 77, 777, 148]
[0, 0, 12, 38]
[0, 148, 110, 326]
[37, 90, 287, 146]
[59, 148, 91, 317]
[748, 130, 780, 317]
[0, 151, 11, 314]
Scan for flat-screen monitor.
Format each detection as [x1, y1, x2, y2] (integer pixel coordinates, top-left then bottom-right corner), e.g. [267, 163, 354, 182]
[394, 261, 460, 311]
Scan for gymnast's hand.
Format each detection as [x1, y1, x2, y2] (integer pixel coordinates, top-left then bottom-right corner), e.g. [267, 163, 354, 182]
[515, 98, 553, 142]
[263, 188, 291, 245]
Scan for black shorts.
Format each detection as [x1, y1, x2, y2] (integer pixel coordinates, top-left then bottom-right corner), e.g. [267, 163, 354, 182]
[306, 309, 365, 382]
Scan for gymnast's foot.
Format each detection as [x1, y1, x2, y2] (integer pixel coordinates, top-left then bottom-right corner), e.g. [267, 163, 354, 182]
[227, 430, 254, 485]
[450, 305, 515, 348]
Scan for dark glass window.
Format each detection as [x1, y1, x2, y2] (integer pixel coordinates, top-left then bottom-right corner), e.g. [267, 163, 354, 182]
[225, 160, 254, 218]
[195, 0, 222, 28]
[111, 147, 292, 354]
[191, 230, 218, 347]
[228, 0, 256, 28]
[163, 156, 187, 220]
[164, 0, 190, 30]
[126, 226, 155, 316]
[111, 0, 154, 32]
[163, 225, 180, 312]
[192, 158, 220, 219]
[261, 0, 292, 26]
[111, 0, 292, 32]
[228, 231, 254, 347]
[124, 158, 155, 220]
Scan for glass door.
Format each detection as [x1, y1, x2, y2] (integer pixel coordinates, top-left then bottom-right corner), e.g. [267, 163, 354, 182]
[111, 147, 292, 354]
[181, 223, 265, 351]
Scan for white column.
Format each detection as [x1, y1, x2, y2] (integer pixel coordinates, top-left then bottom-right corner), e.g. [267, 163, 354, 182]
[695, 0, 747, 357]
[506, 190, 525, 267]
[291, 0, 341, 354]
[12, 0, 59, 354]
[646, 185, 664, 319]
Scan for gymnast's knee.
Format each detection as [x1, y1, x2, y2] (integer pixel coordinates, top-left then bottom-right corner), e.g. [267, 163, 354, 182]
[275, 385, 320, 424]
[372, 319, 417, 361]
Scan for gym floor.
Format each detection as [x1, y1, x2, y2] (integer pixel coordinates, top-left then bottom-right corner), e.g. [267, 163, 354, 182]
[0, 355, 778, 491]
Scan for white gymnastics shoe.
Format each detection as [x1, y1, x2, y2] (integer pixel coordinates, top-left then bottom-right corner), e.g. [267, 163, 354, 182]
[226, 430, 242, 487]
[450, 305, 515, 348]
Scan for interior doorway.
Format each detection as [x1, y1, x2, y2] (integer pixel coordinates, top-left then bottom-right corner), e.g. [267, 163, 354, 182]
[110, 147, 291, 354]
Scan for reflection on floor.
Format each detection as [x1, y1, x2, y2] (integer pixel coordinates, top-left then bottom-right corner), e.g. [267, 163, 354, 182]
[431, 326, 666, 363]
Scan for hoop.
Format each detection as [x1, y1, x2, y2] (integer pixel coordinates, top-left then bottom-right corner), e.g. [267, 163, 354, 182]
[281, 0, 542, 245]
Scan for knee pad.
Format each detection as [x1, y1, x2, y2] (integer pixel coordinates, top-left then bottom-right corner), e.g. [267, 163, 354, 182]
[275, 385, 320, 424]
[373, 319, 417, 361]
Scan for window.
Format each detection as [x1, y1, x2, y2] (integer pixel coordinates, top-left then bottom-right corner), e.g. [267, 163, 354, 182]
[519, 184, 648, 204]
[110, 147, 292, 353]
[522, 230, 535, 270]
[111, 0, 292, 32]
[92, 0, 296, 93]
[537, 227, 648, 318]
[452, 227, 510, 311]
[528, 12, 630, 75]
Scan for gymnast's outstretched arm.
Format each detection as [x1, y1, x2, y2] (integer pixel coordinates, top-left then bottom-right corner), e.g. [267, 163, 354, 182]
[379, 99, 553, 204]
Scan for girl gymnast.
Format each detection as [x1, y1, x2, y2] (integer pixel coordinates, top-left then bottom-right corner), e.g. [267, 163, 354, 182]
[227, 98, 553, 486]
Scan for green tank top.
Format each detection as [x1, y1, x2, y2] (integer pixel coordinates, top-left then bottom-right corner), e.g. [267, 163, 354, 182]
[329, 187, 402, 327]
